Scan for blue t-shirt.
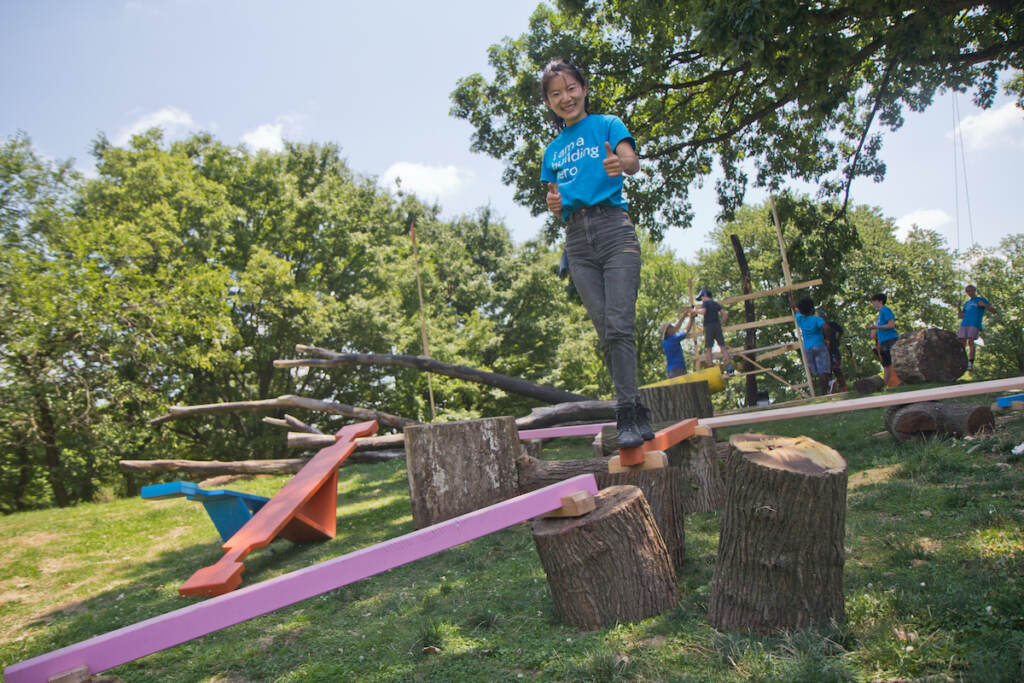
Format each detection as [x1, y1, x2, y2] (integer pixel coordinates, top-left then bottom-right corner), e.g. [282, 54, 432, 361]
[661, 330, 688, 372]
[876, 305, 898, 343]
[961, 296, 990, 329]
[540, 114, 635, 223]
[795, 312, 825, 349]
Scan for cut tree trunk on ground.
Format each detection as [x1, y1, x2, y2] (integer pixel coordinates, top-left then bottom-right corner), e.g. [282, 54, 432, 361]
[276, 345, 591, 404]
[404, 416, 520, 529]
[891, 328, 968, 383]
[884, 401, 995, 441]
[668, 435, 724, 513]
[532, 485, 679, 630]
[709, 434, 847, 632]
[854, 375, 886, 395]
[516, 454, 686, 569]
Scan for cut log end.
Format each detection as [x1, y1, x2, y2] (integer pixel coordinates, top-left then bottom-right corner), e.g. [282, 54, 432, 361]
[729, 434, 846, 476]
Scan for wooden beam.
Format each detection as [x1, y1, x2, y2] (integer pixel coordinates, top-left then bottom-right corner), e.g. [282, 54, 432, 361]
[699, 377, 1024, 429]
[722, 315, 795, 334]
[3, 475, 601, 683]
[716, 279, 823, 305]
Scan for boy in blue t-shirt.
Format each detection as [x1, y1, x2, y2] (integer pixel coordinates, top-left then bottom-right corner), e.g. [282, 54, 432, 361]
[868, 293, 898, 385]
[660, 309, 695, 378]
[794, 297, 831, 394]
[957, 284, 997, 371]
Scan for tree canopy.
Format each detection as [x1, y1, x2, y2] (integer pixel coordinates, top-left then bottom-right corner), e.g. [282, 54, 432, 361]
[451, 0, 1023, 239]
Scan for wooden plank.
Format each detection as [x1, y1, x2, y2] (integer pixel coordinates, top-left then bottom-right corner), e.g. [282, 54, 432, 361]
[699, 377, 1024, 429]
[722, 315, 795, 334]
[518, 423, 611, 440]
[716, 279, 823, 305]
[3, 474, 600, 683]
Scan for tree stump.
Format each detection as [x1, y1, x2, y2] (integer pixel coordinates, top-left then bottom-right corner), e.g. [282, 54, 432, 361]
[891, 328, 968, 383]
[885, 401, 994, 441]
[853, 375, 886, 395]
[517, 454, 687, 569]
[404, 416, 520, 528]
[600, 381, 714, 455]
[533, 485, 679, 630]
[668, 434, 724, 513]
[709, 434, 847, 632]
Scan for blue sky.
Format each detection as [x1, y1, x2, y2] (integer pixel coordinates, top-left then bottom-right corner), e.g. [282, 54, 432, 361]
[3, 0, 1021, 257]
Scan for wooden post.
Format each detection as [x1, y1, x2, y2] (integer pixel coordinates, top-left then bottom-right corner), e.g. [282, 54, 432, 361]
[770, 195, 815, 397]
[730, 234, 760, 407]
[404, 416, 520, 528]
[708, 434, 847, 632]
[532, 485, 679, 630]
[410, 220, 436, 420]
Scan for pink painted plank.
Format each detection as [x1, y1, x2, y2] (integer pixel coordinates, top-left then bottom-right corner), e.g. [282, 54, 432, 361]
[4, 474, 599, 683]
[699, 376, 1024, 429]
[518, 423, 612, 440]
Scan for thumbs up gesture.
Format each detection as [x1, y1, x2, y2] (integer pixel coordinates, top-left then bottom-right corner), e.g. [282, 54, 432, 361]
[546, 182, 563, 219]
[602, 141, 622, 177]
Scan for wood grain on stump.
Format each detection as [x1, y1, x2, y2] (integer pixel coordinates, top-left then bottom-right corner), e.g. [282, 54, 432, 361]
[404, 416, 519, 529]
[533, 485, 678, 630]
[709, 434, 847, 632]
[517, 455, 687, 569]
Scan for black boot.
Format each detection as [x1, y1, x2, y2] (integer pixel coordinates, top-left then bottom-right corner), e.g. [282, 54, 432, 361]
[615, 403, 644, 449]
[634, 400, 655, 442]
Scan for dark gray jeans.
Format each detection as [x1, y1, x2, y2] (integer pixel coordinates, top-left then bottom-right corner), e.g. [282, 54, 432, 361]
[566, 205, 641, 408]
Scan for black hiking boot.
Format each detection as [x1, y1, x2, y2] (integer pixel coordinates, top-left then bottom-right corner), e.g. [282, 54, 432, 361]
[634, 400, 655, 442]
[615, 403, 644, 449]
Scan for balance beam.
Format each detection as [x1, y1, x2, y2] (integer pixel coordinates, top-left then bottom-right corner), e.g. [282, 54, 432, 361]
[4, 474, 600, 683]
[699, 376, 1024, 429]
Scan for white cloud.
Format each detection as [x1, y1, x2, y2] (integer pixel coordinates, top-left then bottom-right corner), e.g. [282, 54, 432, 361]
[894, 209, 952, 240]
[947, 101, 1024, 150]
[381, 162, 473, 199]
[113, 106, 195, 146]
[241, 122, 285, 152]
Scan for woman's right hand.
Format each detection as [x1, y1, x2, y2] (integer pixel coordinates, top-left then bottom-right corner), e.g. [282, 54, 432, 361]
[546, 182, 562, 219]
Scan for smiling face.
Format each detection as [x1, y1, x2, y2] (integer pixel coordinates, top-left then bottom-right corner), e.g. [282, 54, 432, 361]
[544, 72, 588, 127]
[965, 285, 977, 297]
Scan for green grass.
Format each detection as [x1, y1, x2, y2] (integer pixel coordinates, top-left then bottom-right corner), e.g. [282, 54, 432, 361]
[2, 396, 1023, 681]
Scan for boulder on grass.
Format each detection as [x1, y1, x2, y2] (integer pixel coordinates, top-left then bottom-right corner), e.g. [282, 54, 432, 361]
[891, 328, 967, 384]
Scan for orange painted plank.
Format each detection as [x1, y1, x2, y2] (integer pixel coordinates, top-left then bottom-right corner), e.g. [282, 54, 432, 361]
[618, 418, 699, 466]
[179, 420, 378, 597]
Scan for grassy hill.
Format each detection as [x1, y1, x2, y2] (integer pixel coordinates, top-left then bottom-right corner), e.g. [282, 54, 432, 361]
[2, 394, 1023, 681]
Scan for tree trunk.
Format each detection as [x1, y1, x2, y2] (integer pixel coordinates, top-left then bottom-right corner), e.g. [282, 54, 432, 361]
[514, 400, 615, 430]
[36, 394, 70, 507]
[516, 454, 687, 569]
[275, 345, 592, 404]
[602, 381, 713, 455]
[853, 375, 886, 395]
[404, 417, 521, 528]
[730, 234, 760, 407]
[885, 401, 994, 440]
[667, 434, 724, 513]
[709, 434, 847, 632]
[891, 328, 968, 383]
[532, 485, 679, 630]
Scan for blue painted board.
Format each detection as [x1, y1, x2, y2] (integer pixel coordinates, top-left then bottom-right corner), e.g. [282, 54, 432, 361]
[141, 481, 270, 541]
[996, 393, 1024, 408]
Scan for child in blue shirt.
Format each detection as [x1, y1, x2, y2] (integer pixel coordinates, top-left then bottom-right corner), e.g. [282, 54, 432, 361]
[540, 58, 652, 449]
[868, 292, 898, 385]
[957, 284, 997, 370]
[660, 310, 695, 378]
[794, 297, 831, 394]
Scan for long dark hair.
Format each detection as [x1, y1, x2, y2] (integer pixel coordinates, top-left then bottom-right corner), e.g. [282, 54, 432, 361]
[539, 59, 589, 132]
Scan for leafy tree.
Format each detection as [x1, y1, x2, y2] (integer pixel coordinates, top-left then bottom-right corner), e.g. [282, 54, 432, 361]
[451, 0, 1024, 239]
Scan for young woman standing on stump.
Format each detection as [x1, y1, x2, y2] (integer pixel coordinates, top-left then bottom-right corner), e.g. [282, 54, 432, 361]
[539, 58, 653, 448]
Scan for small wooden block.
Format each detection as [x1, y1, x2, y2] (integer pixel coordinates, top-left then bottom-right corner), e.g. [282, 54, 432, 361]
[608, 450, 668, 473]
[48, 666, 90, 683]
[543, 491, 596, 518]
[693, 425, 712, 438]
[1011, 401, 1024, 411]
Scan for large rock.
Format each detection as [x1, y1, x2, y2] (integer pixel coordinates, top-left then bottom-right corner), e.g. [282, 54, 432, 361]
[891, 328, 967, 383]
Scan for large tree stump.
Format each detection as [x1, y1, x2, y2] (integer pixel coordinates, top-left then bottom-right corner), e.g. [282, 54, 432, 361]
[891, 328, 968, 383]
[517, 454, 687, 569]
[668, 434, 724, 513]
[533, 485, 679, 630]
[709, 434, 847, 632]
[885, 401, 994, 441]
[404, 417, 520, 528]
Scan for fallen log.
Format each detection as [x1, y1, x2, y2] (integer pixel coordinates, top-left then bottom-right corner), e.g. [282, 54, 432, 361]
[149, 395, 417, 431]
[884, 401, 994, 441]
[275, 345, 591, 404]
[514, 400, 614, 430]
[891, 328, 968, 383]
[118, 450, 404, 476]
[853, 375, 886, 395]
